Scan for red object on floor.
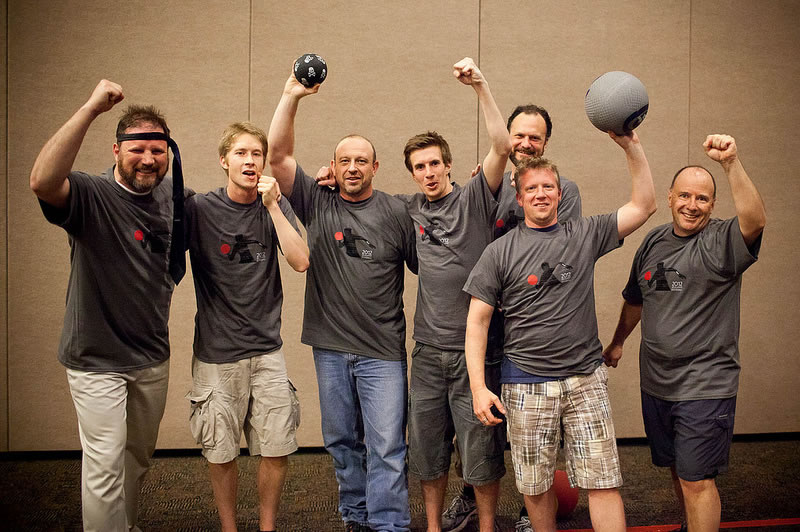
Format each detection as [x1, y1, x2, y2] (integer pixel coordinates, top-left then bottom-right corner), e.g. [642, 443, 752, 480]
[554, 469, 579, 518]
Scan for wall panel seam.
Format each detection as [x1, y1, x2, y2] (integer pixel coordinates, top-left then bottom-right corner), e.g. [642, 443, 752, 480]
[248, 0, 253, 120]
[4, 0, 9, 452]
[476, 0, 481, 165]
[688, 0, 693, 165]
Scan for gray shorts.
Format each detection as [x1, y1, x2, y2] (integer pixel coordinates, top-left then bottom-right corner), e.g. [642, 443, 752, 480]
[187, 350, 300, 463]
[502, 364, 622, 495]
[407, 343, 505, 485]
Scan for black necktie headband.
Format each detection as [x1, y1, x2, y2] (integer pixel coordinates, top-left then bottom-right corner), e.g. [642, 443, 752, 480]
[116, 131, 186, 285]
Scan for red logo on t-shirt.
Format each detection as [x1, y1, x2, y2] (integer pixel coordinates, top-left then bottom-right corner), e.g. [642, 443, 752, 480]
[496, 219, 505, 228]
[134, 230, 144, 241]
[527, 274, 538, 285]
[644, 271, 652, 281]
[220, 243, 231, 255]
[334, 231, 344, 241]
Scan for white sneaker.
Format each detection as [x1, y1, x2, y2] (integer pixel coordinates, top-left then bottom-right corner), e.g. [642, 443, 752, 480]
[515, 515, 534, 532]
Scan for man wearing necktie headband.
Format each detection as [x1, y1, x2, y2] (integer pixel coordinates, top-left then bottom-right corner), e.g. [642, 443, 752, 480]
[30, 79, 186, 532]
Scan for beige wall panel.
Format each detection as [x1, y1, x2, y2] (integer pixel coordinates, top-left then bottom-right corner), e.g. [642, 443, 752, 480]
[480, 1, 691, 437]
[250, 1, 480, 446]
[1, 0, 9, 452]
[7, 0, 252, 450]
[5, 0, 796, 453]
[689, 1, 800, 434]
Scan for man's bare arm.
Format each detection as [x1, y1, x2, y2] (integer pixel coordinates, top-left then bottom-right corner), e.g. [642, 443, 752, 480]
[612, 131, 657, 239]
[704, 134, 766, 246]
[30, 79, 124, 208]
[267, 70, 320, 197]
[453, 58, 511, 194]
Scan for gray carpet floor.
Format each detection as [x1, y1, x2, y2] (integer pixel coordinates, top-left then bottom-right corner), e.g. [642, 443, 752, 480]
[1, 438, 798, 531]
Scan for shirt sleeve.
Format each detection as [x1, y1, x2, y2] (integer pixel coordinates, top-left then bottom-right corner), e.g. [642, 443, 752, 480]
[399, 205, 418, 274]
[622, 251, 644, 304]
[38, 171, 92, 235]
[463, 243, 502, 308]
[557, 178, 582, 222]
[278, 195, 302, 234]
[287, 164, 316, 227]
[705, 217, 761, 278]
[463, 167, 500, 227]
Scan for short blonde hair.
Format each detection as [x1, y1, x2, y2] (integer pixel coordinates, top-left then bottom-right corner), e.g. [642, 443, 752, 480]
[514, 157, 561, 194]
[218, 122, 268, 159]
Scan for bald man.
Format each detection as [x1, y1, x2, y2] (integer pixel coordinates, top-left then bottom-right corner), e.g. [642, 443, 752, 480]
[267, 67, 417, 532]
[604, 134, 766, 532]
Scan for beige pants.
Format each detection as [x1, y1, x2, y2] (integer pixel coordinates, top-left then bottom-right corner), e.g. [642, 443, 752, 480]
[66, 360, 169, 532]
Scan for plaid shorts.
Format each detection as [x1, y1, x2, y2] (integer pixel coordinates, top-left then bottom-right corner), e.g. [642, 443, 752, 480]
[501, 364, 622, 495]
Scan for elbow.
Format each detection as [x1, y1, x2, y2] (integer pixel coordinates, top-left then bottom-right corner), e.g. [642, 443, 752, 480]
[267, 148, 288, 169]
[495, 139, 512, 160]
[755, 210, 767, 233]
[292, 256, 310, 273]
[638, 196, 657, 219]
[29, 172, 44, 195]
[744, 213, 766, 241]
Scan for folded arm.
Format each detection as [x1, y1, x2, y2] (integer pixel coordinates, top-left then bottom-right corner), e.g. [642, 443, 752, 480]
[258, 175, 309, 272]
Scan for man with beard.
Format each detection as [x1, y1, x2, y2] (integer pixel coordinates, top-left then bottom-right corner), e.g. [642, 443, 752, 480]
[495, 104, 581, 238]
[267, 69, 418, 532]
[185, 122, 309, 532]
[29, 79, 186, 532]
[603, 135, 765, 532]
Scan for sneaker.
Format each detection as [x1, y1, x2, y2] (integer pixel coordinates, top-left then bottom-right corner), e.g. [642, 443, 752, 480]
[441, 493, 478, 532]
[515, 515, 533, 532]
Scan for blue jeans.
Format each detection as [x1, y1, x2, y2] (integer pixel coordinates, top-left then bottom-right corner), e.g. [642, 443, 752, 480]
[313, 348, 410, 532]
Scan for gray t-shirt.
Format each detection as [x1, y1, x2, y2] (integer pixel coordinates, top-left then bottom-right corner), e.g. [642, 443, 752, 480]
[185, 187, 300, 364]
[465, 213, 620, 376]
[623, 218, 761, 401]
[399, 170, 498, 351]
[39, 168, 176, 371]
[489, 170, 583, 358]
[288, 165, 417, 361]
[494, 170, 582, 239]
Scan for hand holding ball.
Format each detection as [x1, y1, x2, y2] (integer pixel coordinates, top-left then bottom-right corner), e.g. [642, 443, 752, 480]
[294, 54, 328, 88]
[585, 71, 648, 135]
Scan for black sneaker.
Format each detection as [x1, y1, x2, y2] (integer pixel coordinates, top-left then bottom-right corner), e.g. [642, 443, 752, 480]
[441, 493, 478, 532]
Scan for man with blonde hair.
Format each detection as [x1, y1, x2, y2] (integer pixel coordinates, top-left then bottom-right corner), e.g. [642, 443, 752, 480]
[464, 129, 656, 532]
[185, 122, 309, 532]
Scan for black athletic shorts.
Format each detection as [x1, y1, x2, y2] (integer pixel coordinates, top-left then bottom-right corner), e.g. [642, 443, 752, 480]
[641, 390, 736, 481]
